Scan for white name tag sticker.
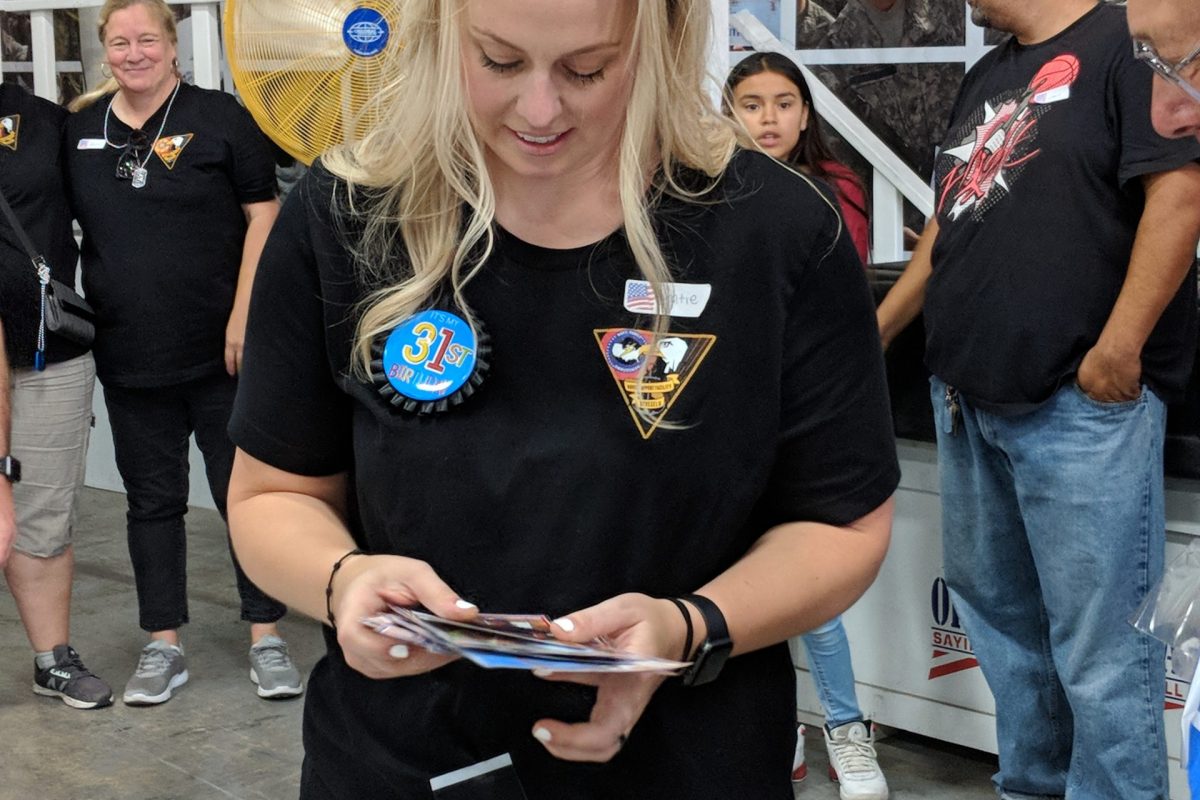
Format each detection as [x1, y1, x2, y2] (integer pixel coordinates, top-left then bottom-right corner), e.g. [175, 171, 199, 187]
[1034, 85, 1071, 105]
[76, 138, 107, 150]
[623, 279, 712, 318]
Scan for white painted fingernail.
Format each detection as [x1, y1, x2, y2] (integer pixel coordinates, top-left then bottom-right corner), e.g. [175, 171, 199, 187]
[455, 599, 477, 610]
[389, 645, 409, 659]
[533, 727, 553, 743]
[553, 617, 575, 632]
[532, 668, 554, 678]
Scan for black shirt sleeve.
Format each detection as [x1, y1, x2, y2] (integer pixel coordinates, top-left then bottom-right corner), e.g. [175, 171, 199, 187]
[230, 166, 352, 475]
[1109, 37, 1200, 187]
[224, 95, 278, 205]
[759, 196, 900, 528]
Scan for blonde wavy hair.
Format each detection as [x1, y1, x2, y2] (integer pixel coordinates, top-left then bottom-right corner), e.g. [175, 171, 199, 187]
[324, 0, 739, 377]
[69, 0, 179, 112]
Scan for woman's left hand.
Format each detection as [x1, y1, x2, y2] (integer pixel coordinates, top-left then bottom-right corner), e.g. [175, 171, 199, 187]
[225, 307, 248, 376]
[530, 594, 687, 763]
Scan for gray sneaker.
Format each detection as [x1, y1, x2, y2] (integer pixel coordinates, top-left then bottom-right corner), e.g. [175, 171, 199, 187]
[249, 635, 303, 699]
[123, 640, 188, 705]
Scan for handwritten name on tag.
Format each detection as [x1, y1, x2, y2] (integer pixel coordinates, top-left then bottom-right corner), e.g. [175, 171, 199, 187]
[623, 280, 712, 318]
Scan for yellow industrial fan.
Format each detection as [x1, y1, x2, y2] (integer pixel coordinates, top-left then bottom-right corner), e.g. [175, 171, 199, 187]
[223, 1, 401, 165]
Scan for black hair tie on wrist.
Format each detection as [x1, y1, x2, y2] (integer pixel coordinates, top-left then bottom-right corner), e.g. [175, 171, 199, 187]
[667, 597, 694, 662]
[325, 548, 364, 628]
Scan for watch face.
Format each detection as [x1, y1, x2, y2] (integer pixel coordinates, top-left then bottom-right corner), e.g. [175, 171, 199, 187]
[684, 638, 733, 686]
[2, 456, 19, 483]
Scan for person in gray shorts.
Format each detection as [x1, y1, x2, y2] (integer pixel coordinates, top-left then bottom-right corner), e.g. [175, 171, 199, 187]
[0, 81, 112, 710]
[1, 326, 13, 564]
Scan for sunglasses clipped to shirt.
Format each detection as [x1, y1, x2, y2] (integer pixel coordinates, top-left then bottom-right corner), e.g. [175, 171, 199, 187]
[115, 128, 151, 181]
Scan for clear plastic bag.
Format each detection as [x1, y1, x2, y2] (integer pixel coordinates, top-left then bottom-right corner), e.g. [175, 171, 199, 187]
[1130, 538, 1200, 681]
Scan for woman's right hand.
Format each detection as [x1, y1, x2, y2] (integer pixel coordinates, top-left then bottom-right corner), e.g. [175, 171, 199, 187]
[330, 554, 478, 680]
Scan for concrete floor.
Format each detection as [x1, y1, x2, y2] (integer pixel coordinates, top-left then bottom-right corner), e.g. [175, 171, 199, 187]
[0, 488, 1000, 800]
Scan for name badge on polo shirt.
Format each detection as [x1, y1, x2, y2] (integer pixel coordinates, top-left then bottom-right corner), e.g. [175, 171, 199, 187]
[77, 138, 107, 150]
[623, 279, 712, 318]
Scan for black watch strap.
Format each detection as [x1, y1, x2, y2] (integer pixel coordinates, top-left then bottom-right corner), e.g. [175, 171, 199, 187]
[1, 455, 20, 484]
[680, 593, 732, 686]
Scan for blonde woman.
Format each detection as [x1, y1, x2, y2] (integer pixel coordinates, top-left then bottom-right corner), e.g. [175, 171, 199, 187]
[228, 0, 898, 796]
[64, 0, 298, 705]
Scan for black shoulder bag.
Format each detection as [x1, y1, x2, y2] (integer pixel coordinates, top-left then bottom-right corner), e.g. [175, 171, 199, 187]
[0, 185, 95, 369]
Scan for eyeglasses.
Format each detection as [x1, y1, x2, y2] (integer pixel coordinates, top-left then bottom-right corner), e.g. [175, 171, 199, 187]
[1133, 39, 1200, 106]
[115, 128, 150, 180]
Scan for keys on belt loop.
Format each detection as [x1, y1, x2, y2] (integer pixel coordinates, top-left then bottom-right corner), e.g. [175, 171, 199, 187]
[944, 385, 961, 436]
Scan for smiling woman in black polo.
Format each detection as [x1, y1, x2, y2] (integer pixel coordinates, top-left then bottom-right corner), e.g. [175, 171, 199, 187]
[63, 0, 296, 707]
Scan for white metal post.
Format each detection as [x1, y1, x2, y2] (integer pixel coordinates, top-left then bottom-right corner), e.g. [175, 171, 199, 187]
[30, 9, 58, 100]
[871, 172, 906, 263]
[964, 1, 990, 69]
[190, 2, 222, 90]
[708, 0, 730, 106]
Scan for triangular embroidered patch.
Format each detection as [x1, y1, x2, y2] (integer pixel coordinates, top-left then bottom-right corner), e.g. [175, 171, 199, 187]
[153, 133, 193, 169]
[594, 328, 716, 440]
[0, 114, 20, 151]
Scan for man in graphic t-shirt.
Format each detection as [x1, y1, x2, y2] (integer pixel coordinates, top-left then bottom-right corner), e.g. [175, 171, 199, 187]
[876, 1, 1200, 798]
[1127, 0, 1200, 140]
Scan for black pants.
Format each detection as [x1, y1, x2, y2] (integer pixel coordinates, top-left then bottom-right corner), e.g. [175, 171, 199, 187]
[103, 372, 286, 632]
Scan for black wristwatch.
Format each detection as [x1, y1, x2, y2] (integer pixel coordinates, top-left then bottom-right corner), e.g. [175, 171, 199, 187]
[1, 455, 20, 484]
[680, 593, 733, 686]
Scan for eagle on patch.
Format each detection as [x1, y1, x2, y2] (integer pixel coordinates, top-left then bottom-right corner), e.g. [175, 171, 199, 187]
[0, 115, 20, 151]
[154, 133, 193, 169]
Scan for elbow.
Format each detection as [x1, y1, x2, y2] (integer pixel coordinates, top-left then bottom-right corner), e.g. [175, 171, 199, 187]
[851, 495, 895, 593]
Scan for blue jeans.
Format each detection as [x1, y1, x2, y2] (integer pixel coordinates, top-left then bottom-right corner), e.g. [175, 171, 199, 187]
[103, 373, 286, 632]
[1190, 725, 1200, 799]
[801, 616, 864, 729]
[931, 376, 1167, 800]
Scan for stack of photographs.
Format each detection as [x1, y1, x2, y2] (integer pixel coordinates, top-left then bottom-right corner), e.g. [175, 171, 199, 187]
[362, 606, 691, 673]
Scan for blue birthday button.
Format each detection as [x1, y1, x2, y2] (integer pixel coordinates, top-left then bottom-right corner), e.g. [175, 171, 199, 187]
[381, 310, 479, 403]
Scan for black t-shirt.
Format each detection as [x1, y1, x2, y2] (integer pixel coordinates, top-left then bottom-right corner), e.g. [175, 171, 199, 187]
[230, 152, 900, 799]
[64, 82, 276, 387]
[926, 3, 1200, 410]
[0, 84, 87, 369]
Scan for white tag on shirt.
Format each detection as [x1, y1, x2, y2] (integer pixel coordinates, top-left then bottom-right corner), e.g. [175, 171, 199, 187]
[1034, 85, 1071, 105]
[76, 138, 107, 150]
[623, 279, 712, 318]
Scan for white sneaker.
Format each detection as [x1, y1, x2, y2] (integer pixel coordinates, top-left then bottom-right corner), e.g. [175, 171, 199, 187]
[824, 720, 889, 800]
[791, 723, 808, 782]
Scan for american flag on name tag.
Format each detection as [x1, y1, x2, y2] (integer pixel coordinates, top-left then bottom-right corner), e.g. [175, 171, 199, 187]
[624, 280, 657, 313]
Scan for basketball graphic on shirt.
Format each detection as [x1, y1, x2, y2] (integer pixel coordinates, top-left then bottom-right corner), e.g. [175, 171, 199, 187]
[1030, 55, 1080, 97]
[1029, 55, 1081, 105]
[154, 133, 194, 169]
[0, 115, 19, 151]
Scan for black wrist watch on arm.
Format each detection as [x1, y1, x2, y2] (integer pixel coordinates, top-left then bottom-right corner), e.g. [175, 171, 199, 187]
[679, 593, 733, 686]
[1, 455, 20, 484]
